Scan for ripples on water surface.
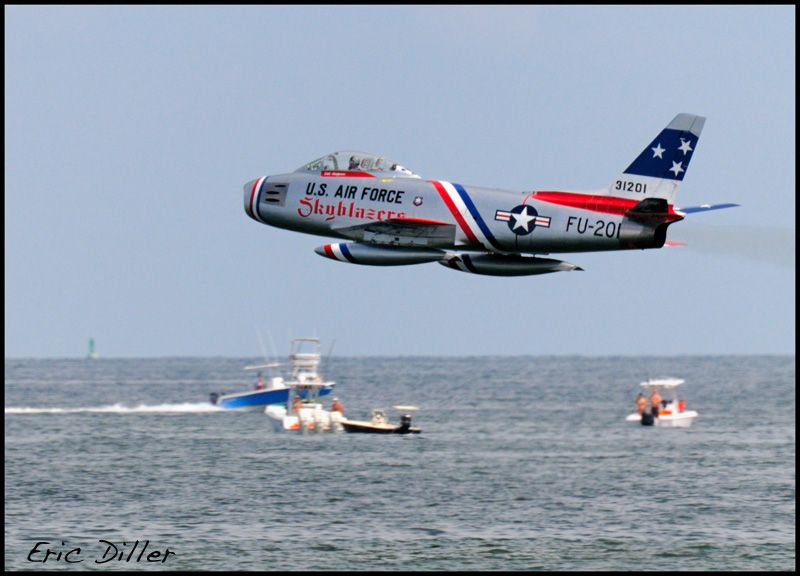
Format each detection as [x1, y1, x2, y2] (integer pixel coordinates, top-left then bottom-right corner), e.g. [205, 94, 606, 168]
[4, 356, 795, 570]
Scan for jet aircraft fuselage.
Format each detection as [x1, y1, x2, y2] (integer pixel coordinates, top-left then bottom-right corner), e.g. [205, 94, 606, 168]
[244, 115, 737, 276]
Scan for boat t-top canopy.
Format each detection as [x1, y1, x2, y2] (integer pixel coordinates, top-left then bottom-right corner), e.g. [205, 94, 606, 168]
[640, 378, 685, 388]
[243, 362, 281, 371]
[289, 337, 323, 369]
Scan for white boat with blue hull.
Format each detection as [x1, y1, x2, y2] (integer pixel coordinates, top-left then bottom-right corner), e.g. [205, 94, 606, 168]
[210, 338, 335, 411]
[210, 383, 333, 411]
[209, 362, 285, 411]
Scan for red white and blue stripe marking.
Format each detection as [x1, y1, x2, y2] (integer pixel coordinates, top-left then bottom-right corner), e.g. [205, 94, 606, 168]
[443, 253, 478, 273]
[322, 243, 356, 263]
[246, 176, 268, 223]
[430, 180, 503, 250]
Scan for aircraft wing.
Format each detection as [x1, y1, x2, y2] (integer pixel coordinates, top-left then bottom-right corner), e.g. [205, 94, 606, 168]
[675, 203, 740, 215]
[333, 217, 456, 248]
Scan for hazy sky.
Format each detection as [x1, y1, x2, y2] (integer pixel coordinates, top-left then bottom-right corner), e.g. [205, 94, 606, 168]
[5, 5, 795, 358]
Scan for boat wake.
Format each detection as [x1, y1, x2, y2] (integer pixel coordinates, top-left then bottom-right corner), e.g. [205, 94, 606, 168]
[5, 402, 224, 415]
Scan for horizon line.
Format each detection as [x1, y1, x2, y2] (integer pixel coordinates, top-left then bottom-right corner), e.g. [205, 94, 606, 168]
[4, 352, 796, 361]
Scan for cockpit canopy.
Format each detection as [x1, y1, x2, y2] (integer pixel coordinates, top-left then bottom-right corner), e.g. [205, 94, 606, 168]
[295, 150, 420, 178]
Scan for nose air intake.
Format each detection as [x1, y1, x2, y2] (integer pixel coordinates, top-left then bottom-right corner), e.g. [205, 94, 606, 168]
[243, 177, 266, 221]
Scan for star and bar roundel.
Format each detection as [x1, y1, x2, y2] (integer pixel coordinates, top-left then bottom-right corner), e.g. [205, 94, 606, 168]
[430, 180, 551, 248]
[495, 205, 551, 235]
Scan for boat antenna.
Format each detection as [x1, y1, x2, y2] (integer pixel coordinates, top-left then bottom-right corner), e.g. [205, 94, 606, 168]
[324, 339, 336, 364]
[254, 325, 268, 361]
[266, 330, 278, 365]
[253, 325, 280, 375]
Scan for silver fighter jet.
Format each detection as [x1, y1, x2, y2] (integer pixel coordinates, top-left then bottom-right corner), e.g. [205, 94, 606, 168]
[244, 113, 737, 276]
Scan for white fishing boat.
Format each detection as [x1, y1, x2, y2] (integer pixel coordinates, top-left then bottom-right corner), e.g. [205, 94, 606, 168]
[626, 377, 699, 427]
[264, 338, 342, 432]
[265, 382, 345, 432]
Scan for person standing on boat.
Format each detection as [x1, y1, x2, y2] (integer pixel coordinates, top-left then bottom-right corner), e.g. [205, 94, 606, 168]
[254, 372, 266, 391]
[650, 388, 662, 418]
[635, 392, 647, 415]
[331, 397, 344, 414]
[292, 393, 303, 414]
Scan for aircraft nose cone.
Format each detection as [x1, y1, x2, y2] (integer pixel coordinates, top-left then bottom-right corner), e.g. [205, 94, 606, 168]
[243, 177, 265, 220]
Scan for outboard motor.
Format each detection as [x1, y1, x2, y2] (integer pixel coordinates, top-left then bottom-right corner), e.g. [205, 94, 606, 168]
[641, 412, 654, 426]
[209, 392, 219, 406]
[398, 414, 412, 432]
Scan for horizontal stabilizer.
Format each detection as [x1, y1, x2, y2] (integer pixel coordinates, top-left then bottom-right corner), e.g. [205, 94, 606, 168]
[676, 203, 740, 215]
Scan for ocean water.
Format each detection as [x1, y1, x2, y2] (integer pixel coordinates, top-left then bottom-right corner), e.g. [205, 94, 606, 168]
[4, 355, 795, 571]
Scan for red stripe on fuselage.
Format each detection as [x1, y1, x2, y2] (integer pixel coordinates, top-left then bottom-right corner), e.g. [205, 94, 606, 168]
[320, 171, 375, 178]
[323, 244, 336, 260]
[533, 191, 678, 216]
[430, 180, 481, 247]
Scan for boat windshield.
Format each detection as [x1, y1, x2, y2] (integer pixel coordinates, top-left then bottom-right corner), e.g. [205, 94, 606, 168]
[295, 151, 420, 178]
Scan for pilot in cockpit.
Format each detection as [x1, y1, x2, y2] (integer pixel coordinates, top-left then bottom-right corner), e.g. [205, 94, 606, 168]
[349, 155, 360, 170]
[391, 163, 413, 176]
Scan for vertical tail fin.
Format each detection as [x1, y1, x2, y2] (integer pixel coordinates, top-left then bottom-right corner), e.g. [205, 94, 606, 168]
[608, 113, 705, 204]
